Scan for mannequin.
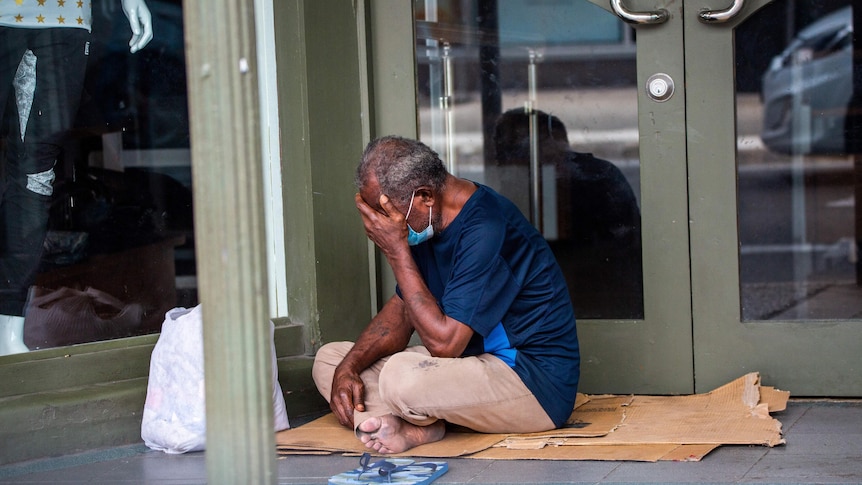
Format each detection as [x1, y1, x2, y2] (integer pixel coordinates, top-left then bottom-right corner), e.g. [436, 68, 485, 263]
[0, 0, 153, 356]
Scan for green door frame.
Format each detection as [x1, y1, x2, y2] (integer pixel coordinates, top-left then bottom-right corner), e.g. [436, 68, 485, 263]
[564, 0, 696, 395]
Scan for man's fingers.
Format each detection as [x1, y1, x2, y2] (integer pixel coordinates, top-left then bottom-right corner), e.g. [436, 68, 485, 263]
[355, 193, 380, 221]
[378, 194, 404, 221]
[354, 192, 410, 256]
[354, 192, 369, 211]
[352, 382, 366, 413]
[332, 391, 354, 426]
[378, 194, 392, 213]
[331, 374, 366, 427]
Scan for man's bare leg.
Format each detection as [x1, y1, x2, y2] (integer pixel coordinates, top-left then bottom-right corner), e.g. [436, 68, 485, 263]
[357, 414, 445, 454]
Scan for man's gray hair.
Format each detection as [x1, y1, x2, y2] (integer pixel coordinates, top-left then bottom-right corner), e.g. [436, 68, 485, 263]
[356, 136, 448, 204]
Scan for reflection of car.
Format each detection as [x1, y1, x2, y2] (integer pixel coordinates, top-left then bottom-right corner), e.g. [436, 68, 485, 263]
[760, 6, 854, 154]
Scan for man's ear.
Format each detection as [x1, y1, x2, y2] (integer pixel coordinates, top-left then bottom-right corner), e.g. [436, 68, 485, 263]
[416, 187, 435, 207]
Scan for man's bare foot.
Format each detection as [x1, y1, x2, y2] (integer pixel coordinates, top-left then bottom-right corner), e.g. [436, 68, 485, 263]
[356, 414, 445, 454]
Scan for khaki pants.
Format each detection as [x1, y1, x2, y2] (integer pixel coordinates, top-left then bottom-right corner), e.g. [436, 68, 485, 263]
[312, 341, 555, 434]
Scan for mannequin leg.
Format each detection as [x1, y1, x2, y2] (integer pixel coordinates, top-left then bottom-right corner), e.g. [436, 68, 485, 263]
[0, 314, 28, 355]
[0, 29, 88, 317]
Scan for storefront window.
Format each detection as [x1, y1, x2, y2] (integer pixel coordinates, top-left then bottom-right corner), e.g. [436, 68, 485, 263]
[1, 0, 195, 354]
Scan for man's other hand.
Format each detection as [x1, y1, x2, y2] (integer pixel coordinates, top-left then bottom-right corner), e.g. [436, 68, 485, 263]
[330, 367, 366, 427]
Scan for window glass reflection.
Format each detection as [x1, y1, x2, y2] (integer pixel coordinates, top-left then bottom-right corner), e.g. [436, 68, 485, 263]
[1, 0, 195, 354]
[415, 0, 643, 319]
[737, 1, 861, 320]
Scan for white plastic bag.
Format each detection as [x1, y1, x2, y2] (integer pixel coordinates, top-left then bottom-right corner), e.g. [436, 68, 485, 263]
[141, 305, 290, 454]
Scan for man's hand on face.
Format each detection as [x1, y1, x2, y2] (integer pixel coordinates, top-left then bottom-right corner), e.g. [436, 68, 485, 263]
[355, 193, 409, 258]
[330, 366, 366, 427]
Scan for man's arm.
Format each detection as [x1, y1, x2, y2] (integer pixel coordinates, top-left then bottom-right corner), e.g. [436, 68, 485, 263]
[355, 193, 474, 358]
[329, 294, 412, 427]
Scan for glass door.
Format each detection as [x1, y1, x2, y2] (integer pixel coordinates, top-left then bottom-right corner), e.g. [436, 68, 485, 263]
[411, 0, 862, 396]
[413, 0, 694, 394]
[688, 0, 862, 394]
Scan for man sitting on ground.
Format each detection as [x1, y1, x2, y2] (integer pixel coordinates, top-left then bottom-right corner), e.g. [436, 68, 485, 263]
[312, 135, 580, 454]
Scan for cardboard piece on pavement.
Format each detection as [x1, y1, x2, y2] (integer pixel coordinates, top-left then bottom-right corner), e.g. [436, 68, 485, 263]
[761, 386, 790, 412]
[276, 372, 788, 462]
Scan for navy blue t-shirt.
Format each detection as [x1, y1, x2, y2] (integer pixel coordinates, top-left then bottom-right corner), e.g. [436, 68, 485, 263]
[397, 183, 580, 427]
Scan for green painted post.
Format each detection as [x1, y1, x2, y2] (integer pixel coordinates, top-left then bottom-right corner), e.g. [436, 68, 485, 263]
[182, 1, 276, 483]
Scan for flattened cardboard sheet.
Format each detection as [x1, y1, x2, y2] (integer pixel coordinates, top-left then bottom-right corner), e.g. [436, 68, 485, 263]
[761, 386, 790, 412]
[511, 394, 632, 440]
[276, 372, 788, 462]
[501, 373, 785, 449]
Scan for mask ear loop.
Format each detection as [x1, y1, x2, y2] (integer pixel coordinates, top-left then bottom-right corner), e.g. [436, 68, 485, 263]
[406, 190, 416, 219]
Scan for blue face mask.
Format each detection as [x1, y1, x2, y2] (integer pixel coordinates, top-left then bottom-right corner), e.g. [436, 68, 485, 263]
[405, 190, 434, 246]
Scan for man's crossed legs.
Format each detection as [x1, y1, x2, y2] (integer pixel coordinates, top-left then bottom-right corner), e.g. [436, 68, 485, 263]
[312, 341, 555, 454]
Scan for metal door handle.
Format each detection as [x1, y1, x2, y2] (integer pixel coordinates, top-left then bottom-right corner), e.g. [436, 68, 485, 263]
[609, 0, 668, 25]
[698, 0, 744, 23]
